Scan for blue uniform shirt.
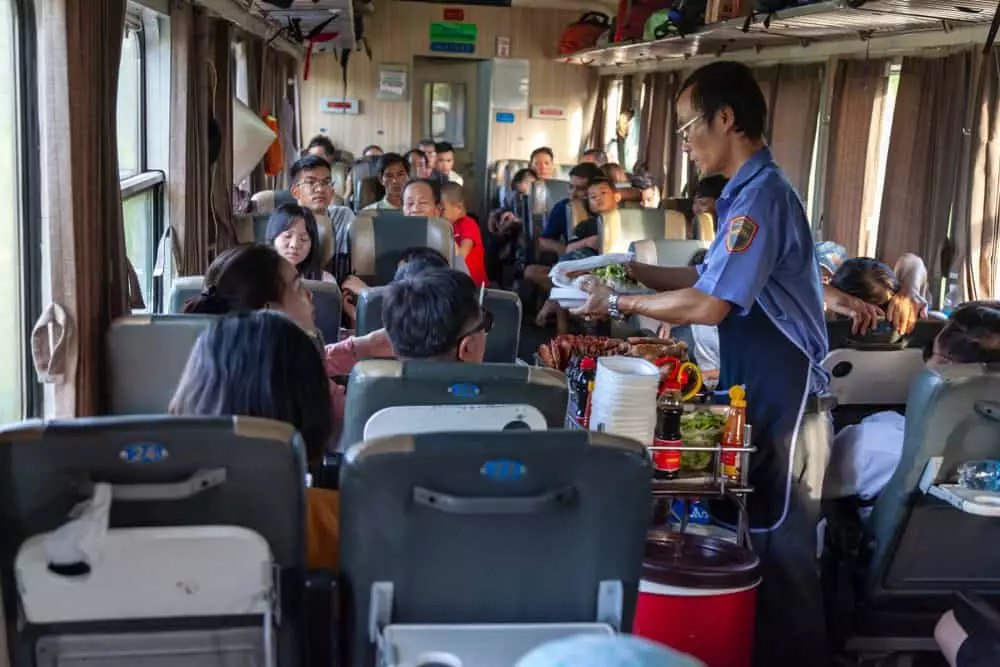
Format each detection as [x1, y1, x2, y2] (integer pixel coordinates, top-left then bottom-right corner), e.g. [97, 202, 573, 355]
[694, 147, 829, 394]
[540, 198, 571, 242]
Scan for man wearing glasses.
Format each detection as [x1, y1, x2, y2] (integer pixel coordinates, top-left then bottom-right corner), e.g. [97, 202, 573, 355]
[290, 155, 355, 285]
[573, 62, 830, 666]
[382, 268, 492, 364]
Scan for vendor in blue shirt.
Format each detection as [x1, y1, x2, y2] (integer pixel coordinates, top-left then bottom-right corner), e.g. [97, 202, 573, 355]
[573, 62, 831, 667]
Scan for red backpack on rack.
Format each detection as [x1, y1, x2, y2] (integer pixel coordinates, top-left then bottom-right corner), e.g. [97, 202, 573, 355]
[558, 12, 612, 54]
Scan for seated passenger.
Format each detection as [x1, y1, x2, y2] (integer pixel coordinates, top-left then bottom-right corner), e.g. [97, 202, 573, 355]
[265, 203, 335, 283]
[289, 155, 354, 284]
[402, 178, 442, 218]
[417, 139, 438, 172]
[340, 246, 451, 320]
[382, 268, 490, 364]
[560, 176, 621, 263]
[691, 174, 727, 231]
[169, 310, 341, 570]
[404, 148, 434, 180]
[824, 300, 1000, 501]
[529, 146, 556, 180]
[822, 253, 926, 336]
[581, 148, 608, 166]
[487, 167, 538, 287]
[361, 144, 383, 158]
[631, 174, 660, 209]
[363, 153, 408, 211]
[304, 134, 340, 164]
[182, 244, 393, 436]
[441, 182, 486, 288]
[536, 161, 604, 262]
[936, 601, 1000, 667]
[601, 162, 629, 184]
[435, 141, 464, 186]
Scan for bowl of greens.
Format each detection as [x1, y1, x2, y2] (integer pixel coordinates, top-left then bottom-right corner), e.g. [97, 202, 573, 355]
[680, 411, 725, 471]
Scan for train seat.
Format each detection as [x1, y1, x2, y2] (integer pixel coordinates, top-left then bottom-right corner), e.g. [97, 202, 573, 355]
[338, 430, 652, 667]
[822, 319, 944, 431]
[0, 416, 309, 667]
[826, 363, 1000, 655]
[600, 209, 689, 255]
[629, 238, 711, 267]
[530, 178, 571, 216]
[329, 160, 351, 205]
[106, 314, 217, 414]
[339, 359, 566, 450]
[166, 276, 343, 346]
[355, 287, 522, 363]
[349, 157, 381, 212]
[350, 211, 454, 287]
[249, 188, 296, 242]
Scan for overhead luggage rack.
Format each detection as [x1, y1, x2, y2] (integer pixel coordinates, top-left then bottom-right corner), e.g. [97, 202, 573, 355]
[556, 0, 997, 67]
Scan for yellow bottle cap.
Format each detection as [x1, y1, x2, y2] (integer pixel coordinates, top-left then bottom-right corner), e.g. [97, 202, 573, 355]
[729, 385, 746, 408]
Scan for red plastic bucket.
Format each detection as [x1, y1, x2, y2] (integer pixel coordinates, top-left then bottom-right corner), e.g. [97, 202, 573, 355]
[632, 530, 760, 667]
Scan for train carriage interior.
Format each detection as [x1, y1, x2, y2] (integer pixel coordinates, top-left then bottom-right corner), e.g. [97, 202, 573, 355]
[2, 0, 1000, 665]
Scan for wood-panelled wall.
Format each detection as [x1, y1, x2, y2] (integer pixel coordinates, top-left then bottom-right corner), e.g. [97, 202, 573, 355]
[299, 0, 596, 164]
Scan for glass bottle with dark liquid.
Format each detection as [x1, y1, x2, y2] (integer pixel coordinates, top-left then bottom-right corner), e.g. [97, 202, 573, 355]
[653, 388, 683, 480]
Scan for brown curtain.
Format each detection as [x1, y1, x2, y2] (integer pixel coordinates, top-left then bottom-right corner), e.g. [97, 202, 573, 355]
[210, 20, 237, 253]
[243, 37, 267, 194]
[585, 76, 612, 155]
[823, 59, 888, 256]
[168, 0, 211, 275]
[954, 49, 1000, 301]
[758, 64, 824, 199]
[260, 46, 293, 190]
[36, 0, 130, 415]
[876, 53, 970, 289]
[636, 71, 678, 196]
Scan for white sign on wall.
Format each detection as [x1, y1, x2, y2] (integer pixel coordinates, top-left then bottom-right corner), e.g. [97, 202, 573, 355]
[320, 98, 360, 115]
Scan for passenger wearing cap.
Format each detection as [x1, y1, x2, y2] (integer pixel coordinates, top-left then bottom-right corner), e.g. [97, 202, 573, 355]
[516, 634, 704, 667]
[571, 61, 831, 665]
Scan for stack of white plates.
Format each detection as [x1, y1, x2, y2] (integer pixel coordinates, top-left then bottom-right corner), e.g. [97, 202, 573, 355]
[588, 356, 660, 445]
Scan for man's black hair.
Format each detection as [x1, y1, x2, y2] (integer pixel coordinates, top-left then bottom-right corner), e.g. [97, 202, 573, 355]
[435, 141, 455, 154]
[569, 162, 604, 181]
[377, 152, 407, 179]
[306, 135, 337, 159]
[290, 155, 332, 182]
[394, 247, 450, 281]
[382, 269, 481, 359]
[583, 148, 607, 161]
[530, 146, 554, 161]
[936, 300, 1000, 364]
[512, 168, 538, 188]
[418, 139, 436, 149]
[587, 176, 614, 189]
[362, 144, 383, 155]
[831, 257, 900, 307]
[679, 62, 767, 141]
[403, 178, 442, 204]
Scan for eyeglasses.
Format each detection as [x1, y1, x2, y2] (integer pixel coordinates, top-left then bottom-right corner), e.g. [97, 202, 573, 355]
[299, 178, 333, 189]
[676, 115, 702, 143]
[458, 309, 494, 341]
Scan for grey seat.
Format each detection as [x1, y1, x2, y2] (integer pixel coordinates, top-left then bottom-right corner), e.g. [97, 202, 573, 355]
[350, 157, 380, 212]
[339, 360, 566, 450]
[629, 238, 711, 267]
[250, 189, 296, 243]
[355, 287, 522, 363]
[167, 276, 343, 346]
[350, 211, 454, 287]
[106, 314, 218, 414]
[0, 415, 307, 667]
[829, 364, 1000, 652]
[338, 430, 652, 667]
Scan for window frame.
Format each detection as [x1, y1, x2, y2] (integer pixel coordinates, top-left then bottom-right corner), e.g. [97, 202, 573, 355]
[14, 0, 42, 419]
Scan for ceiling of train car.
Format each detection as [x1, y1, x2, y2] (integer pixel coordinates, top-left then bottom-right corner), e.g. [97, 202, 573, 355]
[559, 0, 999, 66]
[251, 0, 356, 51]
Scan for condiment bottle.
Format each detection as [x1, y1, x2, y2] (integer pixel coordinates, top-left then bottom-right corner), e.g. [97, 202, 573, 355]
[653, 384, 684, 480]
[569, 357, 596, 426]
[721, 385, 747, 483]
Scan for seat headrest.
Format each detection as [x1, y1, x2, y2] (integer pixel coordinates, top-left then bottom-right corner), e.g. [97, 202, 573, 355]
[350, 359, 564, 387]
[628, 239, 710, 267]
[167, 276, 205, 313]
[826, 319, 945, 351]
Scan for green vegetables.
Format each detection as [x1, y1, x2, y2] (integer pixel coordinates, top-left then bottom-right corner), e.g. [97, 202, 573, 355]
[593, 264, 639, 290]
[680, 411, 726, 471]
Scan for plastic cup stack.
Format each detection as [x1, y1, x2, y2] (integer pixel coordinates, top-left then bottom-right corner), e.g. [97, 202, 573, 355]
[588, 356, 660, 445]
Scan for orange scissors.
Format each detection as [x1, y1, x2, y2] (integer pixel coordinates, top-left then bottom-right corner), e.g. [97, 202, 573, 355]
[655, 355, 703, 402]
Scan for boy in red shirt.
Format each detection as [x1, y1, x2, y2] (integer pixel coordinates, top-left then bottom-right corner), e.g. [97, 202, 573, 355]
[440, 182, 487, 288]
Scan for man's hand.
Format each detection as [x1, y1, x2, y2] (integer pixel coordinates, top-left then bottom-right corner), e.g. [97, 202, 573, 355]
[824, 285, 883, 335]
[570, 275, 614, 320]
[341, 275, 369, 297]
[887, 293, 923, 335]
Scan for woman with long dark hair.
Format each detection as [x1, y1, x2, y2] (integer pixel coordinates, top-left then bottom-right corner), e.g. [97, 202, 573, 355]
[265, 202, 335, 282]
[183, 243, 393, 435]
[169, 311, 340, 569]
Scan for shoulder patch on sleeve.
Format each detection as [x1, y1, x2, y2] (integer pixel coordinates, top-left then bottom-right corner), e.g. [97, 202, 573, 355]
[725, 216, 758, 254]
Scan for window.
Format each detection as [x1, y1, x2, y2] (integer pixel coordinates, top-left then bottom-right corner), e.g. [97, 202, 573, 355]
[602, 78, 640, 170]
[117, 26, 142, 179]
[117, 14, 166, 312]
[0, 0, 25, 423]
[424, 82, 466, 147]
